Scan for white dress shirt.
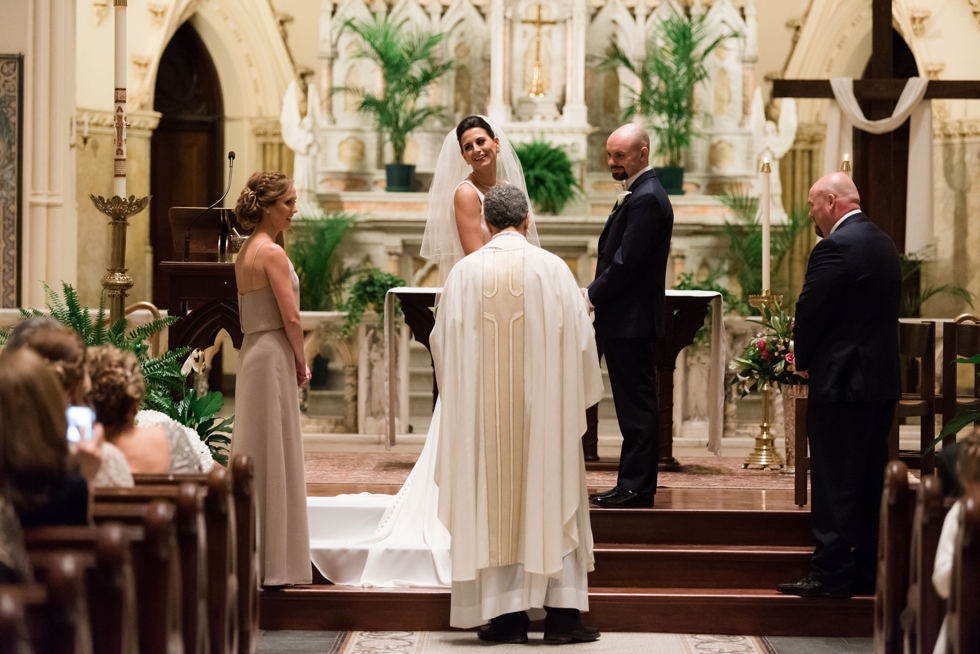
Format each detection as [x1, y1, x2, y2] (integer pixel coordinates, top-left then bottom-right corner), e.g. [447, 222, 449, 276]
[829, 209, 862, 234]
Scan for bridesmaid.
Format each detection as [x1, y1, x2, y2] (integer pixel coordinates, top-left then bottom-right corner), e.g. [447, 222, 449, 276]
[232, 171, 312, 587]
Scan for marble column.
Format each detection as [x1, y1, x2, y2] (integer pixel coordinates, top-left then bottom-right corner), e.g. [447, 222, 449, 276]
[22, 0, 77, 308]
[487, 0, 511, 123]
[742, 0, 759, 117]
[563, 0, 588, 124]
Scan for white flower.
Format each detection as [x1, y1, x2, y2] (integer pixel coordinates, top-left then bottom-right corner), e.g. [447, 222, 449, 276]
[181, 349, 206, 376]
[616, 190, 632, 204]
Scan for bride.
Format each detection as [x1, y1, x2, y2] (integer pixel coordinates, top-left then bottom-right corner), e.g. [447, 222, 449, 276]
[308, 115, 540, 587]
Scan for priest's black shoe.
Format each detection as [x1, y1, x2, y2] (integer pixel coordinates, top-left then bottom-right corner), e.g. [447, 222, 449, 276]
[775, 575, 852, 598]
[477, 612, 529, 644]
[588, 486, 619, 502]
[590, 488, 654, 508]
[542, 607, 601, 645]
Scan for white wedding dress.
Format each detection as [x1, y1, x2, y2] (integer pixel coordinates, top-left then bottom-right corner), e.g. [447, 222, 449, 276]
[307, 181, 492, 588]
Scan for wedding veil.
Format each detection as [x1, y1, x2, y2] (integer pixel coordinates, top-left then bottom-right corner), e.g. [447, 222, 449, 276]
[420, 115, 540, 285]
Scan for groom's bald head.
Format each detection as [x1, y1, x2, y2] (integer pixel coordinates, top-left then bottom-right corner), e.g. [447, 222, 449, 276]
[607, 124, 650, 181]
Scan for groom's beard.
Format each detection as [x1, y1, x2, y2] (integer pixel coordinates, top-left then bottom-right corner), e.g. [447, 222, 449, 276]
[610, 167, 628, 181]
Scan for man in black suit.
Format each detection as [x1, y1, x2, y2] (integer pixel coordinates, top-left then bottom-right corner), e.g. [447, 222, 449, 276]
[585, 124, 674, 509]
[777, 173, 901, 597]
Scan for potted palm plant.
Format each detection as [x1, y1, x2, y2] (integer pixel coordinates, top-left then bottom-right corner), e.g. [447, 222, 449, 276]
[340, 15, 453, 192]
[598, 11, 735, 195]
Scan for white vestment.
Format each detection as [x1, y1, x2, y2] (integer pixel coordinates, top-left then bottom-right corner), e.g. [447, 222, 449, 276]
[431, 231, 604, 628]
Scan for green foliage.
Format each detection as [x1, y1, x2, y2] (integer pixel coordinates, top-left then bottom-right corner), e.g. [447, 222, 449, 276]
[176, 391, 233, 467]
[900, 245, 974, 318]
[513, 138, 582, 215]
[731, 299, 802, 396]
[597, 11, 736, 166]
[287, 212, 361, 311]
[339, 268, 406, 339]
[337, 15, 453, 164]
[717, 191, 810, 313]
[675, 265, 748, 318]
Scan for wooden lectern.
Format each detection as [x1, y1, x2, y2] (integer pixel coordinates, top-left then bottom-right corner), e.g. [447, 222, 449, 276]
[160, 207, 252, 352]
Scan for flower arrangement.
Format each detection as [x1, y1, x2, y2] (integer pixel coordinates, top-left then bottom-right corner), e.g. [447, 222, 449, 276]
[731, 300, 805, 397]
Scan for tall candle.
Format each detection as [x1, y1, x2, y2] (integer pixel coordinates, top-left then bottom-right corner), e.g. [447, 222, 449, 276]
[761, 157, 771, 292]
[113, 0, 127, 198]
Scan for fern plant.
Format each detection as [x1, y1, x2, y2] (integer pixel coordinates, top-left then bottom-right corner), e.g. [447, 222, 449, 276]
[338, 15, 453, 164]
[288, 212, 361, 311]
[513, 138, 582, 215]
[339, 268, 406, 339]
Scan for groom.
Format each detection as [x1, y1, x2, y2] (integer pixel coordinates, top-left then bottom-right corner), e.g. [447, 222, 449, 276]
[432, 184, 604, 644]
[586, 124, 674, 509]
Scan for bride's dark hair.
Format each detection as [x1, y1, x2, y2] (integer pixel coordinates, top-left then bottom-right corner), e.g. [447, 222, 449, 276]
[455, 116, 495, 146]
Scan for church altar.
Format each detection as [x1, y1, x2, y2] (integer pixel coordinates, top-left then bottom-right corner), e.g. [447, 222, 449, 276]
[382, 287, 725, 458]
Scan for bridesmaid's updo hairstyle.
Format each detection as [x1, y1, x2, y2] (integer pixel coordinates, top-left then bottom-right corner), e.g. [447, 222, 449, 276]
[234, 171, 293, 230]
[456, 115, 495, 147]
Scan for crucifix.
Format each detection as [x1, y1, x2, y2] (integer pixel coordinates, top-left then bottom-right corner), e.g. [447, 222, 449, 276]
[772, 0, 980, 252]
[522, 5, 556, 98]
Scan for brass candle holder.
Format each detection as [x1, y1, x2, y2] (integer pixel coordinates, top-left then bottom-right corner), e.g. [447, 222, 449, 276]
[89, 194, 150, 324]
[743, 288, 786, 470]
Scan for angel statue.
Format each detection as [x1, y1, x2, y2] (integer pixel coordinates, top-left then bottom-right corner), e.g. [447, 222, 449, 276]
[280, 69, 321, 216]
[750, 87, 797, 221]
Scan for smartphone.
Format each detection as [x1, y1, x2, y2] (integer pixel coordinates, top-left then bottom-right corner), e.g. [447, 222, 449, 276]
[66, 406, 96, 443]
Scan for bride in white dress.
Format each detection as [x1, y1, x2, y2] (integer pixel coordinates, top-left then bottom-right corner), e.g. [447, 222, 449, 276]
[308, 116, 540, 587]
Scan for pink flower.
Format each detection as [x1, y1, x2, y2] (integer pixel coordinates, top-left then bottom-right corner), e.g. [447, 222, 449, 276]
[785, 353, 795, 365]
[761, 349, 770, 361]
[757, 339, 766, 351]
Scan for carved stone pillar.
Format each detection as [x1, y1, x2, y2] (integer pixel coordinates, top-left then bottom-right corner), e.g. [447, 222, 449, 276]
[562, 0, 588, 125]
[386, 244, 403, 276]
[488, 0, 510, 123]
[742, 0, 759, 118]
[319, 1, 336, 124]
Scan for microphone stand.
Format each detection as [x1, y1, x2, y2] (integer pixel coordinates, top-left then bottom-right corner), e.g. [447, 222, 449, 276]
[184, 152, 235, 261]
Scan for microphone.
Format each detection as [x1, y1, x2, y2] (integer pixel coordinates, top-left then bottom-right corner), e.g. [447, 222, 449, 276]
[184, 151, 236, 261]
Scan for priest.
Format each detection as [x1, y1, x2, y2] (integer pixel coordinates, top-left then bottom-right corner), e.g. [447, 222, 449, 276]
[432, 184, 604, 644]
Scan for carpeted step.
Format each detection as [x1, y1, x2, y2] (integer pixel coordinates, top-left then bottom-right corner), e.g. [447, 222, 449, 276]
[589, 508, 814, 547]
[259, 585, 872, 637]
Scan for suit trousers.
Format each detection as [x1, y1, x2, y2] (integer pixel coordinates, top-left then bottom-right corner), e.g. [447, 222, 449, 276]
[599, 337, 659, 495]
[807, 399, 895, 588]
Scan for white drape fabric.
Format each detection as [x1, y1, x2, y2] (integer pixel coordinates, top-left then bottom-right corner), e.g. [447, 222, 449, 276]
[823, 77, 932, 253]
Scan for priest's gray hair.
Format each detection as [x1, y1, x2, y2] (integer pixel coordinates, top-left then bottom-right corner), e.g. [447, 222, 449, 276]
[483, 185, 529, 230]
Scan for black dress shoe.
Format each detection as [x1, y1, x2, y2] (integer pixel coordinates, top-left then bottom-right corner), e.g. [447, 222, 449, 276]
[775, 574, 851, 598]
[542, 607, 600, 645]
[591, 489, 654, 508]
[588, 486, 619, 501]
[478, 611, 529, 644]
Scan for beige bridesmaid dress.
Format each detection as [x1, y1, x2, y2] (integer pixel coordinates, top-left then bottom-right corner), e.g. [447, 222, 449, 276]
[232, 249, 311, 586]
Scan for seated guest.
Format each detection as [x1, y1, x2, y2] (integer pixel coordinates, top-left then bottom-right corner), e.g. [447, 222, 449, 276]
[932, 433, 980, 654]
[86, 345, 205, 474]
[5, 317, 133, 487]
[0, 349, 97, 527]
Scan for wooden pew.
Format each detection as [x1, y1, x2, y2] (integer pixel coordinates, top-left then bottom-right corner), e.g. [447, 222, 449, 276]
[87, 500, 183, 654]
[13, 555, 90, 654]
[945, 489, 980, 654]
[24, 524, 141, 654]
[0, 585, 38, 654]
[134, 453, 259, 654]
[101, 466, 240, 654]
[902, 475, 949, 654]
[874, 460, 912, 654]
[95, 482, 207, 654]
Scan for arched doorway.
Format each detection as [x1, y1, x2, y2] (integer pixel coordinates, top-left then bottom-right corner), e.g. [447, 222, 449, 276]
[150, 21, 224, 309]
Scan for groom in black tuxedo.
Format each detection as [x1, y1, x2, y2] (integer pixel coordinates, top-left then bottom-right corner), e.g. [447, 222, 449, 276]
[585, 124, 674, 509]
[777, 173, 901, 597]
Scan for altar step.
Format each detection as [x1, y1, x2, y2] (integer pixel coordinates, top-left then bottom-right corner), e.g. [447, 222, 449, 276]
[590, 508, 814, 547]
[259, 585, 871, 637]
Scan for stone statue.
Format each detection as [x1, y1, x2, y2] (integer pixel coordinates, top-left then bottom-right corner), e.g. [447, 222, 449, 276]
[751, 87, 797, 218]
[280, 71, 321, 216]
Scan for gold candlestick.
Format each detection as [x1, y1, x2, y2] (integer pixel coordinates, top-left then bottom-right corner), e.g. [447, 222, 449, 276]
[90, 194, 150, 324]
[742, 380, 785, 470]
[522, 5, 556, 98]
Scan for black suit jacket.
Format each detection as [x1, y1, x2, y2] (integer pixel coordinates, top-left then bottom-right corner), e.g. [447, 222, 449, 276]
[794, 212, 902, 405]
[588, 169, 674, 340]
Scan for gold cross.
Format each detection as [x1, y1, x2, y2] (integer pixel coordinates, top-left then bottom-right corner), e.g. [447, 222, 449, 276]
[521, 5, 557, 98]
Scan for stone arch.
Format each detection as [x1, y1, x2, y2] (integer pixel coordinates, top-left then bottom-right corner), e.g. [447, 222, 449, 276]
[330, 0, 377, 125]
[441, 0, 489, 121]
